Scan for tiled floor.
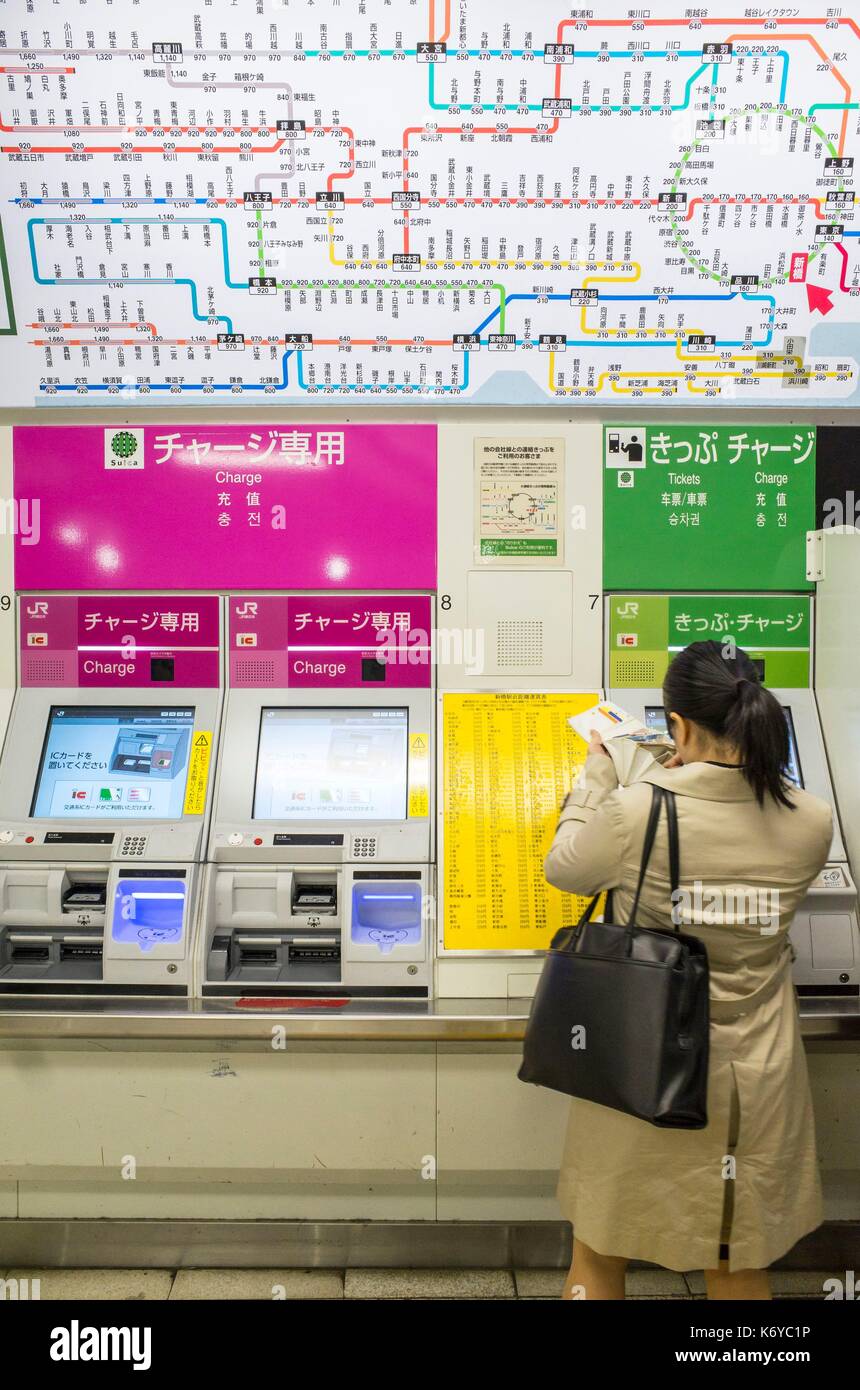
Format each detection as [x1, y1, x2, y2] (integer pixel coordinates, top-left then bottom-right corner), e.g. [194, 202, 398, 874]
[0, 1267, 837, 1300]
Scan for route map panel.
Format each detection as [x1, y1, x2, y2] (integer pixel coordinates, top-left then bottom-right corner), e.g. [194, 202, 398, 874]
[0, 1, 858, 407]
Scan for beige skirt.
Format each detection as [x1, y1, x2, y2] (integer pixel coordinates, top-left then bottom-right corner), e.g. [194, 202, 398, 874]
[556, 977, 823, 1272]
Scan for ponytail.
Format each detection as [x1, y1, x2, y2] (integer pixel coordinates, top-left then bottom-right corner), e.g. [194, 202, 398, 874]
[662, 641, 794, 809]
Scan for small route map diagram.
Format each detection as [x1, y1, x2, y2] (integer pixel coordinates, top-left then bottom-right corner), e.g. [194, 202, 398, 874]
[479, 484, 560, 539]
[483, 489, 559, 531]
[0, 1, 858, 406]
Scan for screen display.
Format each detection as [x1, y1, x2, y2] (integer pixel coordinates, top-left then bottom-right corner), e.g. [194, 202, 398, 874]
[31, 706, 196, 819]
[253, 707, 409, 821]
[644, 705, 803, 788]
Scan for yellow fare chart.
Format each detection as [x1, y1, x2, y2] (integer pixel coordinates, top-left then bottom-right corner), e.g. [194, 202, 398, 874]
[442, 692, 599, 952]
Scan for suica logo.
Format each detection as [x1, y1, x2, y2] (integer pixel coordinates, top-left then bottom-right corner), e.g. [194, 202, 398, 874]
[50, 1320, 152, 1371]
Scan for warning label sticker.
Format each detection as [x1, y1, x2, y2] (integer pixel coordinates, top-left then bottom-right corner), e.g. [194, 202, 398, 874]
[408, 731, 430, 818]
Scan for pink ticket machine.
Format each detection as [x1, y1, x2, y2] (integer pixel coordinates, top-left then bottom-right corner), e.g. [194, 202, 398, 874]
[198, 594, 434, 999]
[0, 595, 223, 997]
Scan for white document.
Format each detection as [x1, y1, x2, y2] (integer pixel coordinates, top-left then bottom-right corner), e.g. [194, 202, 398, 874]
[568, 700, 673, 748]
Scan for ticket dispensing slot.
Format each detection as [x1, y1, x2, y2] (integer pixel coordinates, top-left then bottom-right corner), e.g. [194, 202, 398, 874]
[206, 867, 343, 987]
[229, 934, 341, 982]
[3, 932, 103, 978]
[609, 685, 860, 993]
[62, 879, 109, 914]
[291, 873, 337, 916]
[0, 866, 108, 982]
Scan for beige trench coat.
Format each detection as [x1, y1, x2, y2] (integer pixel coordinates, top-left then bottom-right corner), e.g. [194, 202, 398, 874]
[544, 745, 833, 1273]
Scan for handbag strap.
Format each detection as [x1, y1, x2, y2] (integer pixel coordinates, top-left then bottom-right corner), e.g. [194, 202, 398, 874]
[628, 783, 681, 928]
[575, 893, 602, 926]
[663, 783, 681, 908]
[571, 784, 680, 931]
[627, 782, 665, 922]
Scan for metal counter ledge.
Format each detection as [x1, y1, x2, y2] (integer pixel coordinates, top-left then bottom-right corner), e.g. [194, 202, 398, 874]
[0, 995, 856, 1042]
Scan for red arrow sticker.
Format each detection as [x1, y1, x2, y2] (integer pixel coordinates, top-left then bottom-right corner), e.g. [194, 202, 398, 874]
[806, 283, 834, 315]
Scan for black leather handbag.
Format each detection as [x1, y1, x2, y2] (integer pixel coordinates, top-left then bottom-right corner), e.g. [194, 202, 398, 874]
[518, 784, 710, 1128]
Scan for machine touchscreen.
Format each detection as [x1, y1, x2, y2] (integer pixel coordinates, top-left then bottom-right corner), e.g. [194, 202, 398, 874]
[30, 706, 196, 819]
[253, 707, 409, 821]
[643, 704, 803, 788]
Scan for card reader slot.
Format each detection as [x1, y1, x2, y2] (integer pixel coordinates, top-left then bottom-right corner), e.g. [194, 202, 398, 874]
[209, 924, 343, 984]
[60, 942, 103, 962]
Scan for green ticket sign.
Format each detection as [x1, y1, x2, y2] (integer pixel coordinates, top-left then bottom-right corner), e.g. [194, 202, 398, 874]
[609, 594, 811, 689]
[603, 425, 815, 591]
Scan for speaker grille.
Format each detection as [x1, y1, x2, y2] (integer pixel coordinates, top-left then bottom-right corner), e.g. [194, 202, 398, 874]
[25, 657, 68, 684]
[614, 657, 657, 684]
[351, 835, 378, 859]
[496, 619, 543, 669]
[234, 658, 276, 686]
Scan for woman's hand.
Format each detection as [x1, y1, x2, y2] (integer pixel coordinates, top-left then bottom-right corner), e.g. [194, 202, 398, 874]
[588, 728, 610, 758]
[663, 751, 684, 769]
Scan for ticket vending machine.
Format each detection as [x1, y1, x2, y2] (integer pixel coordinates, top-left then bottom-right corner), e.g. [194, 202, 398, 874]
[197, 594, 434, 999]
[0, 594, 223, 996]
[606, 595, 860, 995]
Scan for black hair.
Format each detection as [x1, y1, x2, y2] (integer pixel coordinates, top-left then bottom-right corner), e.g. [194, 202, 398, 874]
[662, 640, 794, 809]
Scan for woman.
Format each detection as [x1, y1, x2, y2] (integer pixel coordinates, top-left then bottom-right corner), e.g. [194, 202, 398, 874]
[544, 642, 833, 1301]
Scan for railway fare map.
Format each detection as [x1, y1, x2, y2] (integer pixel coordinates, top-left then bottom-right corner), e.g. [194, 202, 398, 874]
[0, 2, 859, 407]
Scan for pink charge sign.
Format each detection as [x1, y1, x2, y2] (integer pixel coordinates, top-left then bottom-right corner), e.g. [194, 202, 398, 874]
[20, 594, 221, 688]
[230, 594, 432, 688]
[13, 425, 437, 591]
